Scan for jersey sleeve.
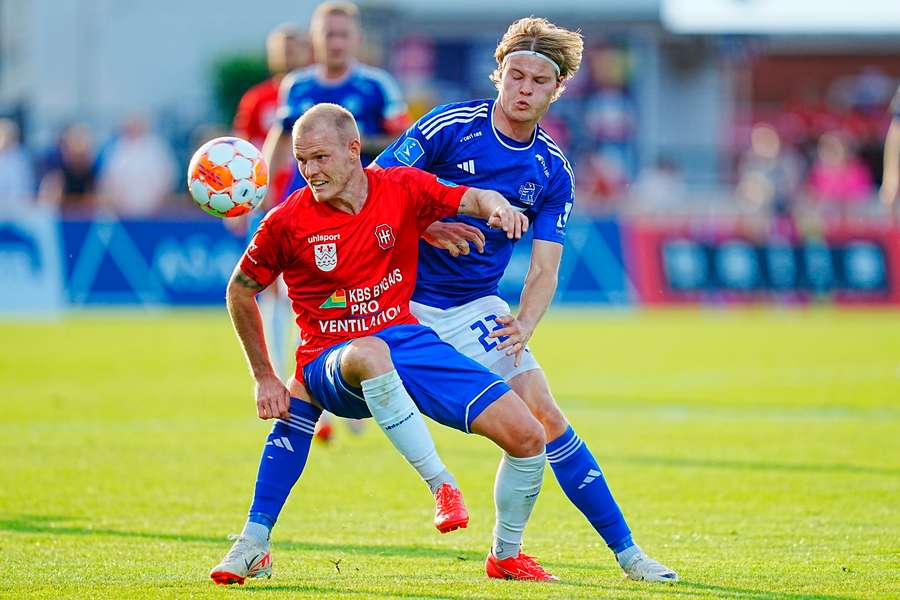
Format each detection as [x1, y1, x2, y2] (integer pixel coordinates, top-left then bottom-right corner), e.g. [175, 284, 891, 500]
[239, 207, 285, 287]
[232, 86, 258, 140]
[373, 103, 455, 170]
[276, 72, 303, 132]
[532, 160, 575, 245]
[371, 68, 411, 134]
[391, 167, 468, 232]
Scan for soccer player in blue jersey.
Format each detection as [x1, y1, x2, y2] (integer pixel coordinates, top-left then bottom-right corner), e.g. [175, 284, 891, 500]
[373, 17, 678, 583]
[263, 0, 410, 197]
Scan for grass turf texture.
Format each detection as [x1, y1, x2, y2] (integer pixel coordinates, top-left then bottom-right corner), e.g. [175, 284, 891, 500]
[1, 308, 898, 599]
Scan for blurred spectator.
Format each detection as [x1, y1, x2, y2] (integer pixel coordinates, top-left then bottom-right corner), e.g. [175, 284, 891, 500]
[233, 24, 311, 150]
[630, 156, 686, 209]
[879, 84, 900, 208]
[38, 123, 97, 213]
[736, 123, 805, 215]
[0, 118, 35, 211]
[805, 131, 873, 205]
[97, 114, 177, 217]
[233, 24, 310, 216]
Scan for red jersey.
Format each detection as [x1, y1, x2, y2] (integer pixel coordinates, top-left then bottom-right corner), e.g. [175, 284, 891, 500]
[240, 167, 467, 379]
[233, 77, 280, 149]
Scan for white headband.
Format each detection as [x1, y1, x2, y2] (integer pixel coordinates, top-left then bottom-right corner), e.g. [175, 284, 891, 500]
[504, 50, 561, 76]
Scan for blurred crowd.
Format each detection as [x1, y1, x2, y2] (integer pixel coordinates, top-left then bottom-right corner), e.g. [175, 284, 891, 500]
[1, 15, 898, 220]
[0, 113, 179, 217]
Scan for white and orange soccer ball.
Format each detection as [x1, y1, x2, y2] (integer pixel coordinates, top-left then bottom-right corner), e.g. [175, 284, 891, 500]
[187, 137, 268, 217]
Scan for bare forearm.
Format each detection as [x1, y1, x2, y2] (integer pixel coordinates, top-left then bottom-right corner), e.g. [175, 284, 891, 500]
[517, 266, 557, 332]
[884, 121, 900, 186]
[227, 282, 276, 380]
[459, 188, 507, 220]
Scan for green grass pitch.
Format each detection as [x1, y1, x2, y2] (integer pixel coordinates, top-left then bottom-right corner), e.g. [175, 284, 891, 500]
[1, 308, 898, 599]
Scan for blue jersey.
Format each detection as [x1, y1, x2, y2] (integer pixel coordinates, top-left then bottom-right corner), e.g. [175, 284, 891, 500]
[375, 99, 575, 308]
[278, 63, 407, 167]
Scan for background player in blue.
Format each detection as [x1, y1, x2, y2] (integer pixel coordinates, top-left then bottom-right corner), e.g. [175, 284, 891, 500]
[262, 0, 410, 199]
[374, 17, 679, 583]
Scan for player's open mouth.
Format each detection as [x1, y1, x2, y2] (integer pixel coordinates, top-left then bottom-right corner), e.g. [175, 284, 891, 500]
[310, 180, 328, 189]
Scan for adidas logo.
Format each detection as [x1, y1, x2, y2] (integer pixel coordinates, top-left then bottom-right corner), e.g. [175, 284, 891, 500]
[456, 159, 475, 174]
[577, 469, 602, 490]
[266, 436, 294, 452]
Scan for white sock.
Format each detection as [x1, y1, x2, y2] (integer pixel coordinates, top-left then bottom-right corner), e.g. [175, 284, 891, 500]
[492, 452, 545, 560]
[240, 521, 270, 544]
[361, 370, 454, 493]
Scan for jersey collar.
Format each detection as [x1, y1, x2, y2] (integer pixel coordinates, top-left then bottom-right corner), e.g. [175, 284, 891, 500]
[490, 99, 537, 151]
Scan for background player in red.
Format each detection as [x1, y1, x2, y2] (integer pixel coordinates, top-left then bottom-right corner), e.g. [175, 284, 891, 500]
[210, 104, 557, 585]
[233, 24, 311, 153]
[231, 24, 312, 381]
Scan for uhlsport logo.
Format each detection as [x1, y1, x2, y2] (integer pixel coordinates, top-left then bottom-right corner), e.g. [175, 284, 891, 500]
[314, 243, 337, 271]
[374, 224, 395, 250]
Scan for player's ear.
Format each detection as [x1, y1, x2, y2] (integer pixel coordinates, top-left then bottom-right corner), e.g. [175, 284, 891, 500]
[348, 137, 361, 157]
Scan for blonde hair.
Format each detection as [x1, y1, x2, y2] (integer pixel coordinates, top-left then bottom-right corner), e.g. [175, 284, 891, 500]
[490, 17, 583, 101]
[310, 1, 360, 30]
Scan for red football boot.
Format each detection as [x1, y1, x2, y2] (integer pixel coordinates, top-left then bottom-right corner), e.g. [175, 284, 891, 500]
[433, 483, 469, 533]
[313, 419, 333, 443]
[485, 552, 559, 582]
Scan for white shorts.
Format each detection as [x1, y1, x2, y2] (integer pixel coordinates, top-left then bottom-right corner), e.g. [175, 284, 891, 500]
[410, 295, 541, 381]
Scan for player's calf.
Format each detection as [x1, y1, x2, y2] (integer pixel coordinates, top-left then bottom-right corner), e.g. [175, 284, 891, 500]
[341, 337, 463, 515]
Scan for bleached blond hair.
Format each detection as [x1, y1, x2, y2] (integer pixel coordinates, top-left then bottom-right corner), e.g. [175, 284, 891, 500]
[490, 17, 584, 101]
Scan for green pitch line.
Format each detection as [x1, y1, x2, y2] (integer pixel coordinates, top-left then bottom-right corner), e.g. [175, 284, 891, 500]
[0, 308, 897, 599]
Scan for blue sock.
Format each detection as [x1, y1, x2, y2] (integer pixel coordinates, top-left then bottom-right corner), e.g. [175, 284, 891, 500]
[546, 425, 633, 553]
[247, 398, 321, 533]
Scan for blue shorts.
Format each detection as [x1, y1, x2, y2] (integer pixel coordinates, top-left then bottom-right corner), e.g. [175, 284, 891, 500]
[302, 324, 510, 433]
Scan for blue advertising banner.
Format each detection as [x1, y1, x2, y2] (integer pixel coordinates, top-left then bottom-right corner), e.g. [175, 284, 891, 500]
[60, 218, 245, 305]
[499, 217, 632, 305]
[0, 209, 64, 316]
[54, 215, 630, 307]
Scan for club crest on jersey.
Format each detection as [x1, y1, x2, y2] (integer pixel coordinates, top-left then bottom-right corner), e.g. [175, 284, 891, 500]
[314, 243, 338, 272]
[518, 182, 543, 206]
[374, 224, 395, 250]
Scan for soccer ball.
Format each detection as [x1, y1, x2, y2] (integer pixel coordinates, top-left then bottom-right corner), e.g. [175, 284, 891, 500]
[187, 137, 268, 217]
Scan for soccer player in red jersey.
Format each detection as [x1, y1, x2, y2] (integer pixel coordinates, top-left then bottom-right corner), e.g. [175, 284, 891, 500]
[209, 104, 557, 585]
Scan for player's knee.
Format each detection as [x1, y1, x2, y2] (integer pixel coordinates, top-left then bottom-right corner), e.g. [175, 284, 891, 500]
[534, 399, 569, 442]
[508, 414, 546, 457]
[341, 337, 393, 381]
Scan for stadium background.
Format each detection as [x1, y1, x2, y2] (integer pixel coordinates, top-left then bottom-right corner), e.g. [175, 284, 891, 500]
[1, 1, 899, 598]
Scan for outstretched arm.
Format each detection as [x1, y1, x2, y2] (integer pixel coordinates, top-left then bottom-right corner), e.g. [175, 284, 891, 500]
[881, 117, 900, 207]
[490, 240, 563, 367]
[226, 266, 290, 420]
[458, 187, 528, 240]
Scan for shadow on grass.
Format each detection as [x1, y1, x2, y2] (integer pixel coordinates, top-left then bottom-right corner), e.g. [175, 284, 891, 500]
[609, 454, 899, 477]
[3, 516, 856, 599]
[238, 583, 496, 600]
[0, 514, 482, 561]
